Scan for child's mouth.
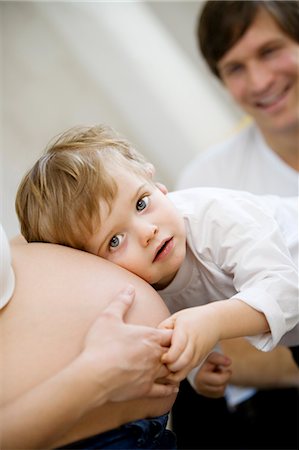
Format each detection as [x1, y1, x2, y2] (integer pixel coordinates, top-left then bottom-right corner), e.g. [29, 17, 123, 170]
[153, 237, 174, 262]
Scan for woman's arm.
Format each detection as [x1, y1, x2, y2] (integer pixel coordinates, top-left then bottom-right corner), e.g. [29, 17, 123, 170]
[1, 287, 177, 449]
[1, 242, 177, 449]
[1, 354, 105, 450]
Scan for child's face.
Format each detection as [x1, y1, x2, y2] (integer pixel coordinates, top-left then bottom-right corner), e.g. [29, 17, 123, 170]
[86, 166, 186, 289]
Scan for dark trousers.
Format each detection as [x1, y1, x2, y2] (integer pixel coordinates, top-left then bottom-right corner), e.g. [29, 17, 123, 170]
[171, 379, 299, 450]
[57, 414, 177, 449]
[290, 346, 299, 366]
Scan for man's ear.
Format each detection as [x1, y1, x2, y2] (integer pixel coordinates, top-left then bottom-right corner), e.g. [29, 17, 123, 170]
[155, 182, 168, 195]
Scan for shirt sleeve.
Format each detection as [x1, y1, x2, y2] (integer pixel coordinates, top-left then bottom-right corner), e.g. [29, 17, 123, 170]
[202, 195, 298, 351]
[0, 223, 15, 309]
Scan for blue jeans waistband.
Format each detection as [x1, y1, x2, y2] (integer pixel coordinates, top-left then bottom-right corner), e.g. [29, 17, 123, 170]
[56, 413, 177, 449]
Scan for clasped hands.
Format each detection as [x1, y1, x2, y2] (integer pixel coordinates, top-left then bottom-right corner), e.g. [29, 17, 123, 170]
[158, 305, 233, 398]
[83, 286, 232, 403]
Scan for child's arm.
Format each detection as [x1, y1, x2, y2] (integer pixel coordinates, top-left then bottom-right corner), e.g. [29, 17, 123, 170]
[170, 192, 298, 352]
[159, 298, 269, 382]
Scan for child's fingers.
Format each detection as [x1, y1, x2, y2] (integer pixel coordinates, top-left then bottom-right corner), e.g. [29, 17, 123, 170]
[166, 354, 189, 373]
[161, 327, 187, 364]
[206, 351, 232, 367]
[202, 369, 232, 387]
[157, 329, 173, 347]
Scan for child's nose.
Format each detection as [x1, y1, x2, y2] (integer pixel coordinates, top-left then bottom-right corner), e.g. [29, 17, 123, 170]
[140, 224, 158, 246]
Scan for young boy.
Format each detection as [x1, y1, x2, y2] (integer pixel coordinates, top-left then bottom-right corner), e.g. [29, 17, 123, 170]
[16, 124, 298, 382]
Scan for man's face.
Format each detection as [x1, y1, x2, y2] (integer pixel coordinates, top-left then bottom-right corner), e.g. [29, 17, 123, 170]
[86, 166, 186, 289]
[217, 8, 299, 136]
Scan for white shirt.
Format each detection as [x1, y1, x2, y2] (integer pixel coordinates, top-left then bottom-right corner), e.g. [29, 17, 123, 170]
[158, 188, 299, 351]
[0, 223, 15, 309]
[177, 123, 299, 197]
[176, 122, 299, 405]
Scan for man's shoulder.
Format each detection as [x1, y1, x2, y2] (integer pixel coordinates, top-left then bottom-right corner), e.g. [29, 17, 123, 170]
[177, 122, 257, 189]
[193, 121, 256, 163]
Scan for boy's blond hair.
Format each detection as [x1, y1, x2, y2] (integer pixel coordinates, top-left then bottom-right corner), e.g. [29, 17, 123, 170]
[16, 124, 153, 250]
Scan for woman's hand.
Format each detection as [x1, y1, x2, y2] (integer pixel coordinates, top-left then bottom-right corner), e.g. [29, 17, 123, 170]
[80, 285, 178, 405]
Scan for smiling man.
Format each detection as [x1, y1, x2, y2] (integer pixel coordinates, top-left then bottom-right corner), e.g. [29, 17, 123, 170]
[216, 5, 299, 167]
[178, 1, 299, 194]
[175, 2, 299, 450]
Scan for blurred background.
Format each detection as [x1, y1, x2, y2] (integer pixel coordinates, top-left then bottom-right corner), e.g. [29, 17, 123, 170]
[1, 1, 243, 238]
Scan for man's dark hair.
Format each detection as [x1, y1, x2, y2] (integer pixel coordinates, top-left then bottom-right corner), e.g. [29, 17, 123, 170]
[197, 0, 299, 78]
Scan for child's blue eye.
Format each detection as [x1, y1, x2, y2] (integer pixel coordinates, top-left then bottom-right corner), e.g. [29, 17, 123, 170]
[136, 196, 149, 211]
[109, 234, 124, 249]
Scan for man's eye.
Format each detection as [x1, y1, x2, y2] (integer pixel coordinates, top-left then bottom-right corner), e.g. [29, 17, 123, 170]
[136, 196, 149, 211]
[261, 46, 278, 57]
[228, 64, 243, 75]
[109, 234, 123, 249]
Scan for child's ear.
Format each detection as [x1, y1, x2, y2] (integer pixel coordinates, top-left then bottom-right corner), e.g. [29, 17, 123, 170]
[145, 163, 155, 178]
[155, 182, 168, 195]
[144, 163, 168, 194]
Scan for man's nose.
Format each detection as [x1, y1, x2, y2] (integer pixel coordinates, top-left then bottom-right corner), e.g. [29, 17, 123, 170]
[247, 62, 273, 95]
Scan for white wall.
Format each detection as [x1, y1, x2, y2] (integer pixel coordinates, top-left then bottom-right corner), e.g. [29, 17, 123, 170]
[1, 1, 242, 238]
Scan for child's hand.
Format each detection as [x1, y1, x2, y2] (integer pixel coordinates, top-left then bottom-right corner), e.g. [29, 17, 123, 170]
[158, 305, 221, 382]
[193, 351, 232, 398]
